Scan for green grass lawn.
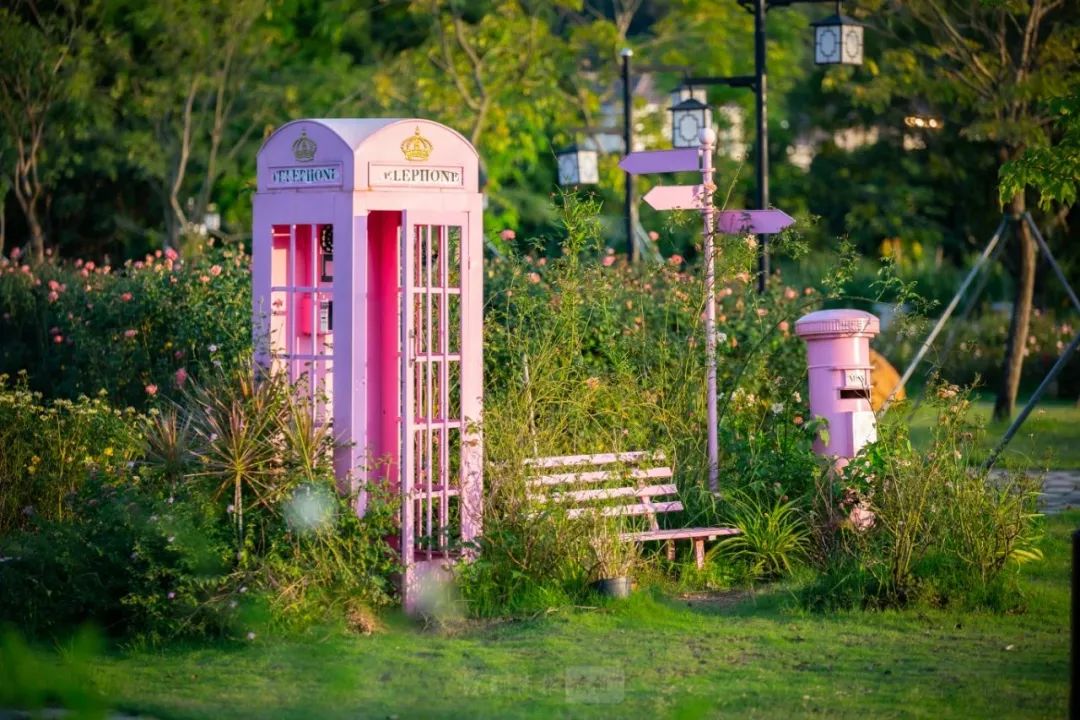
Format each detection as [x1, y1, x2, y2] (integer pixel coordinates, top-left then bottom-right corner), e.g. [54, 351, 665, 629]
[5, 513, 1074, 719]
[908, 397, 1080, 470]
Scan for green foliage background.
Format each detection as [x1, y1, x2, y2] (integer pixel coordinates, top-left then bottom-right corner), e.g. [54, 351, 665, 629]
[0, 0, 1076, 311]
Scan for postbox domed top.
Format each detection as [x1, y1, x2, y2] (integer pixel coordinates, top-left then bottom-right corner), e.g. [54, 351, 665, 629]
[256, 118, 479, 193]
[794, 309, 880, 339]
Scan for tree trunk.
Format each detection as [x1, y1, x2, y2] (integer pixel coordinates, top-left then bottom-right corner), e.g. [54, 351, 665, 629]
[993, 191, 1037, 421]
[12, 183, 46, 264]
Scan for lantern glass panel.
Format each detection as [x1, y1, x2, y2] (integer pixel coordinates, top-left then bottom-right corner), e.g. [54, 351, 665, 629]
[557, 151, 579, 185]
[842, 25, 864, 65]
[814, 25, 841, 64]
[577, 149, 599, 184]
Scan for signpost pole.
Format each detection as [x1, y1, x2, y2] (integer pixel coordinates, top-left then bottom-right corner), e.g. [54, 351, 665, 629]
[621, 142, 793, 495]
[622, 48, 638, 263]
[700, 128, 719, 493]
[754, 0, 770, 294]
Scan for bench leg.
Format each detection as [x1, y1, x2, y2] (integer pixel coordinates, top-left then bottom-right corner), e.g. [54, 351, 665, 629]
[666, 540, 675, 562]
[694, 539, 705, 570]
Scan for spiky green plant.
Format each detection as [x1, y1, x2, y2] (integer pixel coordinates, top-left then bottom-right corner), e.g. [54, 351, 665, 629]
[184, 365, 287, 563]
[717, 491, 809, 578]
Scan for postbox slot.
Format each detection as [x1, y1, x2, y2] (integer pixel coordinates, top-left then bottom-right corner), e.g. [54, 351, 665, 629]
[839, 388, 871, 400]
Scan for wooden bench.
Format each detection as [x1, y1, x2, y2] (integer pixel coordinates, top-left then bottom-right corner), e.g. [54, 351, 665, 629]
[524, 451, 740, 569]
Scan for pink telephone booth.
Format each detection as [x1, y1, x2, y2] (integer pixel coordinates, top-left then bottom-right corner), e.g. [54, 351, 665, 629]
[252, 118, 483, 607]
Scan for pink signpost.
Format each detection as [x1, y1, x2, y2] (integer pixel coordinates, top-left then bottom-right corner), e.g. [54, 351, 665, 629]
[622, 130, 794, 492]
[794, 309, 881, 466]
[252, 118, 484, 612]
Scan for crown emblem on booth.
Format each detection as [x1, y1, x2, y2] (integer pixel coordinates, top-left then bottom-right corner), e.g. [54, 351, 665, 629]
[292, 130, 317, 162]
[401, 127, 433, 162]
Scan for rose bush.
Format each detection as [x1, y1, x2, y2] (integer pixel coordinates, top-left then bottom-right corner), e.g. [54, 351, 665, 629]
[0, 241, 251, 409]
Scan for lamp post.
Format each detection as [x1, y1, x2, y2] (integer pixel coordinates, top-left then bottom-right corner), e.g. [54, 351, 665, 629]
[679, 0, 863, 292]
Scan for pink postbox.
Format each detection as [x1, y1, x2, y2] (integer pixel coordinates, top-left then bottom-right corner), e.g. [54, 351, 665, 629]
[252, 118, 484, 610]
[794, 309, 880, 462]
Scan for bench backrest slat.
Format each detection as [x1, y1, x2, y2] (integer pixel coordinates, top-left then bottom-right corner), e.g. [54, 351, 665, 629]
[530, 483, 677, 504]
[522, 451, 665, 469]
[526, 466, 672, 488]
[566, 500, 683, 520]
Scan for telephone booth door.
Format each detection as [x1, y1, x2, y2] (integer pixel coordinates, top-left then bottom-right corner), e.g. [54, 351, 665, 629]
[400, 210, 482, 585]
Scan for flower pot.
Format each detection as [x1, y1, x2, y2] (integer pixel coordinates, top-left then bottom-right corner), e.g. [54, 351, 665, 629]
[592, 576, 632, 598]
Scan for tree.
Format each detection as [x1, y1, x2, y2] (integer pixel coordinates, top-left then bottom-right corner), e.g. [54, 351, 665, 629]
[0, 0, 89, 262]
[366, 1, 587, 233]
[107, 0, 284, 248]
[848, 0, 1080, 419]
[999, 92, 1080, 213]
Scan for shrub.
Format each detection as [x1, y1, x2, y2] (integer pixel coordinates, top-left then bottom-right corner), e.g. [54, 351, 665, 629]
[0, 242, 251, 409]
[805, 382, 1043, 610]
[0, 363, 399, 641]
[878, 307, 1079, 397]
[0, 373, 144, 534]
[461, 195, 826, 614]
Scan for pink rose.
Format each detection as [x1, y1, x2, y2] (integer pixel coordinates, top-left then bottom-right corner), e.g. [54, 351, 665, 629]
[849, 506, 875, 532]
[124, 329, 138, 339]
[499, 229, 516, 241]
[209, 265, 222, 277]
[53, 334, 63, 344]
[527, 272, 541, 284]
[668, 254, 683, 266]
[648, 230, 660, 241]
[174, 367, 188, 387]
[165, 247, 178, 261]
[145, 384, 158, 396]
[121, 292, 133, 302]
[602, 255, 616, 267]
[784, 287, 798, 300]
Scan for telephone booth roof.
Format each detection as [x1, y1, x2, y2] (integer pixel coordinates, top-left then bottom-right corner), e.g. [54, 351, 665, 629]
[256, 118, 480, 194]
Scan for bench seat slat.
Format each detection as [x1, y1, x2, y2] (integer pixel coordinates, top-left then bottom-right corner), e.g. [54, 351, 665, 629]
[526, 466, 673, 488]
[566, 500, 683, 519]
[522, 451, 665, 469]
[622, 527, 741, 542]
[532, 483, 677, 504]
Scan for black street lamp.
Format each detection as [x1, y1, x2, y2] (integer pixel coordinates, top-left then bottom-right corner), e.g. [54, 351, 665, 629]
[681, 0, 864, 292]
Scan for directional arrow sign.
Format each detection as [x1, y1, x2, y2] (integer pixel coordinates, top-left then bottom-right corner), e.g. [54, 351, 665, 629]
[643, 184, 708, 211]
[715, 209, 795, 235]
[619, 148, 699, 175]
